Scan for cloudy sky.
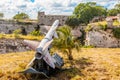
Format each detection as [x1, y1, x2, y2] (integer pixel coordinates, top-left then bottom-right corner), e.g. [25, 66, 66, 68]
[0, 0, 119, 19]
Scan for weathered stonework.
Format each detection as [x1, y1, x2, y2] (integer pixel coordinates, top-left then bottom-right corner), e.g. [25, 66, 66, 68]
[85, 14, 120, 48]
[38, 12, 69, 26]
[0, 39, 31, 53]
[117, 14, 120, 22]
[106, 18, 113, 28]
[0, 20, 36, 34]
[85, 30, 120, 48]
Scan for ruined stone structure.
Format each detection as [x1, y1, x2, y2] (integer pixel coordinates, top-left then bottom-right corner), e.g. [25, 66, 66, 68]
[85, 29, 120, 48]
[117, 14, 120, 22]
[106, 18, 113, 28]
[38, 12, 69, 26]
[0, 39, 31, 53]
[85, 15, 120, 48]
[0, 19, 35, 34]
[106, 14, 120, 23]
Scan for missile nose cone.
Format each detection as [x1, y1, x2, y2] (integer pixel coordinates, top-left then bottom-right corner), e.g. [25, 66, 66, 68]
[52, 20, 59, 27]
[55, 20, 59, 23]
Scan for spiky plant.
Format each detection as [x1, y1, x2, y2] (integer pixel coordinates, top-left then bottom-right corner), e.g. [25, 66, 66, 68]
[53, 26, 81, 60]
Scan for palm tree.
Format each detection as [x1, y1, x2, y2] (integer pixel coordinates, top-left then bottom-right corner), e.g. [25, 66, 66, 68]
[53, 26, 81, 60]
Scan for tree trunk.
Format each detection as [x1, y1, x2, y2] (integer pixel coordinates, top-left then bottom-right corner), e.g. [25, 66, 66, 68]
[68, 49, 73, 60]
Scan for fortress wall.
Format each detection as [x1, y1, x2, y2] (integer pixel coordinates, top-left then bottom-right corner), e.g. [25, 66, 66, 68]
[38, 12, 69, 26]
[0, 20, 35, 34]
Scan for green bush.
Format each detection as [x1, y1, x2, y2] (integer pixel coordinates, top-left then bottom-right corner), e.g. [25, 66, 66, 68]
[13, 29, 21, 38]
[98, 23, 107, 31]
[13, 29, 21, 34]
[113, 27, 120, 39]
[30, 30, 40, 36]
[113, 20, 120, 26]
[85, 25, 92, 32]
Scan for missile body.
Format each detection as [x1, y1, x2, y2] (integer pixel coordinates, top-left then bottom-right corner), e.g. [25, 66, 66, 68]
[36, 20, 59, 54]
[35, 20, 59, 68]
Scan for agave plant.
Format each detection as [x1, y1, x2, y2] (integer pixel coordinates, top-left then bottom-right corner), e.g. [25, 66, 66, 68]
[53, 26, 81, 60]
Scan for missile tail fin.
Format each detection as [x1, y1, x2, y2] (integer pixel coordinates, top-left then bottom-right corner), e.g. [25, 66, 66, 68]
[24, 40, 40, 50]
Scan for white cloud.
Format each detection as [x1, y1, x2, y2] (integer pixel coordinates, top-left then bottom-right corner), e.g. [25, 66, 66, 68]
[0, 0, 119, 19]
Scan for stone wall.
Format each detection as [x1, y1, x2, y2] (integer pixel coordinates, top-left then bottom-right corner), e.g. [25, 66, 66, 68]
[38, 12, 69, 26]
[85, 30, 120, 48]
[0, 39, 31, 53]
[85, 14, 120, 48]
[0, 20, 36, 34]
[117, 14, 120, 22]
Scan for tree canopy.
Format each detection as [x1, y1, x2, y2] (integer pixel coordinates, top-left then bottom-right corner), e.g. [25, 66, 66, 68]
[107, 3, 120, 16]
[65, 16, 80, 29]
[115, 3, 120, 10]
[13, 13, 29, 20]
[73, 2, 107, 24]
[107, 9, 119, 16]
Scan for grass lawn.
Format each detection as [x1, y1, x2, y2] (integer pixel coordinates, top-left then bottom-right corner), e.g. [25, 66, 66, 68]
[0, 48, 120, 80]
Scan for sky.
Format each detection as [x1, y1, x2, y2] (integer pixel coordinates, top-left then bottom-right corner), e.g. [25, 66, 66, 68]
[0, 0, 119, 19]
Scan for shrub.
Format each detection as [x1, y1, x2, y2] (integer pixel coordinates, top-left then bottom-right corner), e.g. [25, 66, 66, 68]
[113, 27, 120, 39]
[13, 29, 21, 34]
[13, 29, 21, 38]
[98, 23, 107, 31]
[30, 30, 40, 36]
[85, 25, 92, 32]
[113, 20, 120, 26]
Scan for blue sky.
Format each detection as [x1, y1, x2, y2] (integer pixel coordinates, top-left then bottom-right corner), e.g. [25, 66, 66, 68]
[0, 0, 119, 19]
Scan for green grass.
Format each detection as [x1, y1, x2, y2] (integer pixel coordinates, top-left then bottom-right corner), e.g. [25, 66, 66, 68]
[88, 20, 120, 27]
[0, 48, 120, 80]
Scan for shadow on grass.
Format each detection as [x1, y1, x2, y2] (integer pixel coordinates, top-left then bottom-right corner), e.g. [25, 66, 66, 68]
[50, 57, 93, 80]
[49, 67, 82, 80]
[75, 57, 93, 69]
